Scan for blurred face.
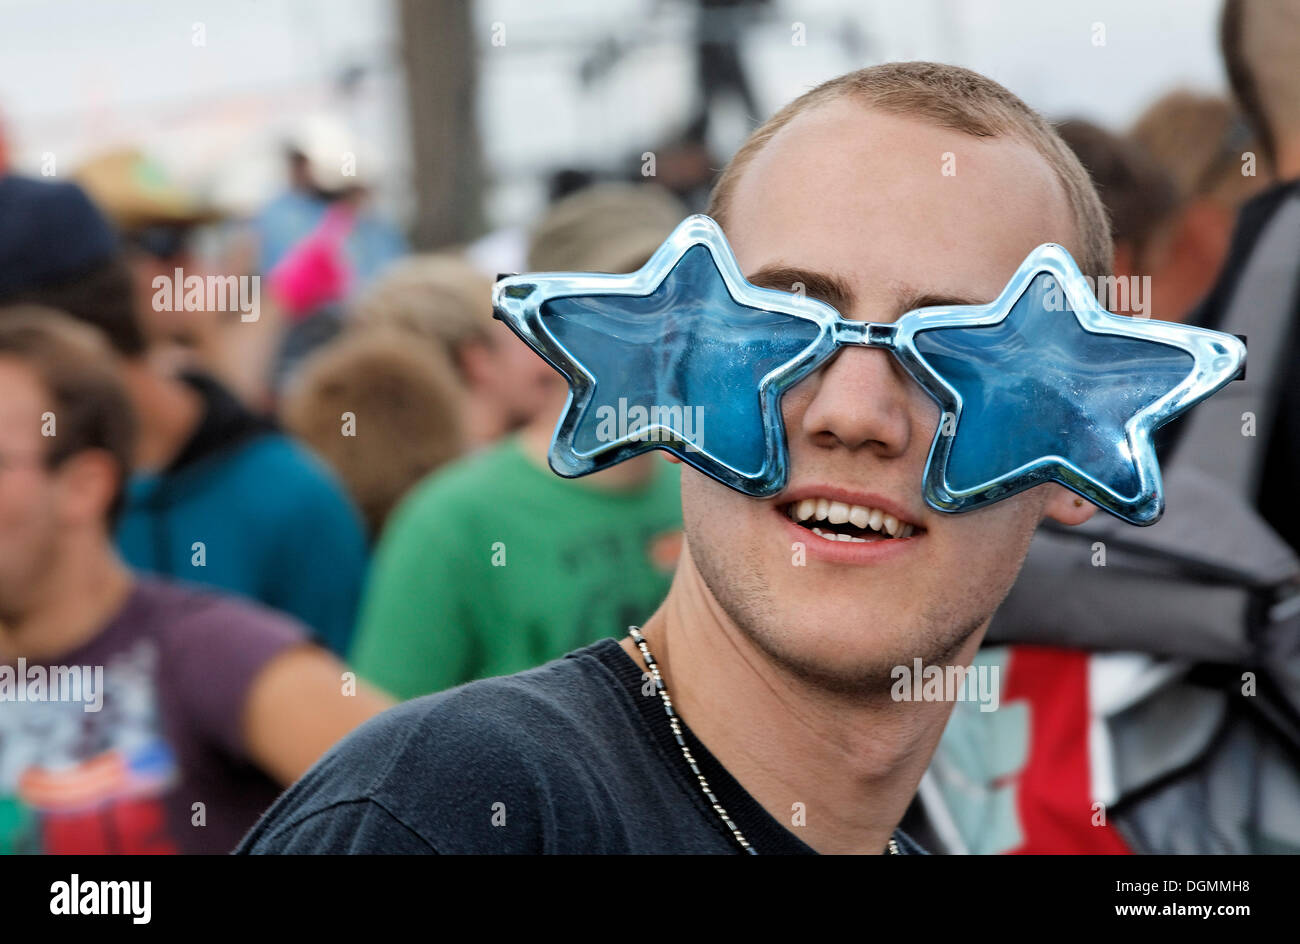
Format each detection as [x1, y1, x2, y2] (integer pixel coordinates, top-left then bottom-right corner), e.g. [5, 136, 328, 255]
[476, 320, 568, 428]
[0, 359, 62, 623]
[1122, 196, 1242, 324]
[129, 245, 221, 349]
[688, 100, 1088, 690]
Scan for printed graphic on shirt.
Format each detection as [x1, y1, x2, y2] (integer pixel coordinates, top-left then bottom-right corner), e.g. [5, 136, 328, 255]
[0, 640, 179, 854]
[558, 522, 681, 653]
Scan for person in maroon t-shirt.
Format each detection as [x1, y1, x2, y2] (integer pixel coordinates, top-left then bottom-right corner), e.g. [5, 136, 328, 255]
[0, 309, 391, 853]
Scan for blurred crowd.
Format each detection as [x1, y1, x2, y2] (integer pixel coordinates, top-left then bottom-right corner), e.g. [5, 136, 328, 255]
[1, 0, 1298, 854]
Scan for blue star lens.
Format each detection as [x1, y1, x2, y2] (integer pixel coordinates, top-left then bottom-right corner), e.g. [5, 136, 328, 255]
[539, 245, 823, 478]
[911, 272, 1194, 502]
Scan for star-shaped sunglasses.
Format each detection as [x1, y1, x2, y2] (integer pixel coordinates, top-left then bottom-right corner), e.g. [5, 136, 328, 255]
[492, 215, 1245, 525]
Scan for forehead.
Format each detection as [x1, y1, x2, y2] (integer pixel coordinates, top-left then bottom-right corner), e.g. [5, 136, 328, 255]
[725, 98, 1078, 315]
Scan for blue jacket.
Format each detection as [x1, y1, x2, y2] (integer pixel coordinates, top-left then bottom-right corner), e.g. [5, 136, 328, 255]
[116, 373, 368, 656]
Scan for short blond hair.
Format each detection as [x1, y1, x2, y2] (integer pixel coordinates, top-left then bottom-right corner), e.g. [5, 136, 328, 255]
[527, 183, 686, 273]
[708, 61, 1112, 279]
[1130, 91, 1262, 207]
[280, 332, 464, 538]
[353, 253, 494, 371]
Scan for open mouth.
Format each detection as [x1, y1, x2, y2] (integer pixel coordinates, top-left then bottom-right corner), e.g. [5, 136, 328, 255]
[782, 497, 923, 543]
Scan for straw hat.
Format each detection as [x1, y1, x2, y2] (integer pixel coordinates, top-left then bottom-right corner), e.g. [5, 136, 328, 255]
[75, 148, 222, 232]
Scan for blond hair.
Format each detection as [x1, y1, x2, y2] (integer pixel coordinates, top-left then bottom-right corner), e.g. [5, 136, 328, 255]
[1130, 91, 1262, 207]
[280, 332, 464, 538]
[527, 183, 687, 273]
[707, 61, 1112, 278]
[353, 253, 494, 372]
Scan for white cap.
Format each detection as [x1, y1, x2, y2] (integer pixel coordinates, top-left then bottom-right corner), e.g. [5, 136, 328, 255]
[287, 114, 372, 193]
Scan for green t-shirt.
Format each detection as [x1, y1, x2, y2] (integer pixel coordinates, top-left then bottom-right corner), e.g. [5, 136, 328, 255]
[350, 436, 682, 699]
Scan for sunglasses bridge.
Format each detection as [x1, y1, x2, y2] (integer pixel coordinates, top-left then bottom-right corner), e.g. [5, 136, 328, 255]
[829, 321, 898, 350]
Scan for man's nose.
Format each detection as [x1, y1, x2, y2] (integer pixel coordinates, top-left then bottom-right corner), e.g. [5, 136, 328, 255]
[796, 347, 917, 457]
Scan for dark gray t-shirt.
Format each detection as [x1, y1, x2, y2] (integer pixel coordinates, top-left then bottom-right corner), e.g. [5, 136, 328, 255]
[236, 638, 925, 854]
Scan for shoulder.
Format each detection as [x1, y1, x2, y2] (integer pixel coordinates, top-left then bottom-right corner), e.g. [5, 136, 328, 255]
[330, 647, 626, 792]
[131, 577, 307, 657]
[225, 432, 328, 482]
[124, 579, 308, 752]
[239, 645, 636, 853]
[255, 190, 311, 223]
[131, 577, 302, 633]
[223, 434, 359, 517]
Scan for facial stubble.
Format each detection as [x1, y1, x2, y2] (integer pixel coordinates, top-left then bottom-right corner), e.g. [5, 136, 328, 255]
[685, 487, 1044, 698]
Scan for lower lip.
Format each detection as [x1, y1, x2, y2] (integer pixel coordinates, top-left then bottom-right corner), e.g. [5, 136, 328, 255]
[777, 508, 924, 564]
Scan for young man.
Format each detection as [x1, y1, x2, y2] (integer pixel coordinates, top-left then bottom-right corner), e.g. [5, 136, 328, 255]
[238, 62, 1103, 855]
[0, 311, 391, 854]
[0, 174, 370, 656]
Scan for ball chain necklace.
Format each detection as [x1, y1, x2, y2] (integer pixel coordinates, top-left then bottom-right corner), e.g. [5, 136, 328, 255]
[628, 626, 901, 856]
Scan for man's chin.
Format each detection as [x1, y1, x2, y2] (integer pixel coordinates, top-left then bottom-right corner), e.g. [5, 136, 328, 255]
[686, 523, 992, 695]
[739, 607, 991, 697]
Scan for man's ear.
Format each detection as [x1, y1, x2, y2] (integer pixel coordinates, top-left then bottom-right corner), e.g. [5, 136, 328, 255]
[1041, 483, 1097, 526]
[54, 450, 120, 528]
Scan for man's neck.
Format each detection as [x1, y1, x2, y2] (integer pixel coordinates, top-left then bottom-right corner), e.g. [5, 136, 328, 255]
[463, 397, 510, 451]
[0, 542, 133, 663]
[123, 362, 204, 472]
[518, 414, 657, 490]
[621, 546, 975, 854]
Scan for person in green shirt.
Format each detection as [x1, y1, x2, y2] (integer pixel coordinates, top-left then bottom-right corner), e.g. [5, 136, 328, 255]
[349, 184, 688, 698]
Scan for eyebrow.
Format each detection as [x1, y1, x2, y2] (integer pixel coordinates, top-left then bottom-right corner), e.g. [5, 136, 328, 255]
[895, 289, 988, 314]
[746, 265, 856, 313]
[745, 264, 987, 318]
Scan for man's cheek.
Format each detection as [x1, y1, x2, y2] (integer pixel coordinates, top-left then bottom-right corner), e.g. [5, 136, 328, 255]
[952, 508, 1039, 583]
[679, 469, 729, 538]
[935, 515, 1008, 575]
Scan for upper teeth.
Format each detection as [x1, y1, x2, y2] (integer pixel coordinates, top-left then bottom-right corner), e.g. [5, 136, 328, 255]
[787, 498, 914, 538]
